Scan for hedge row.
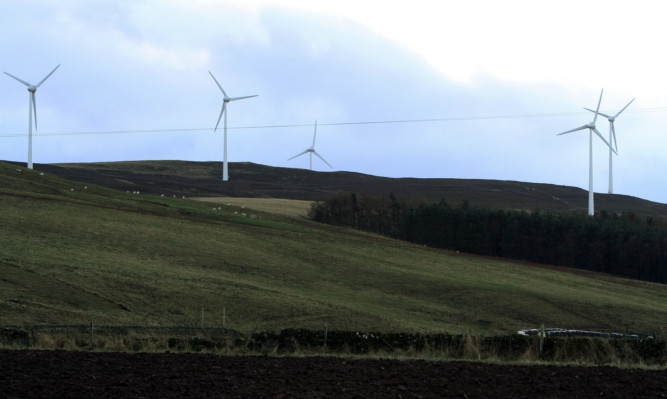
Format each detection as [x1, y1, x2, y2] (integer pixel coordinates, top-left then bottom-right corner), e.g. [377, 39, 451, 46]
[3, 327, 664, 364]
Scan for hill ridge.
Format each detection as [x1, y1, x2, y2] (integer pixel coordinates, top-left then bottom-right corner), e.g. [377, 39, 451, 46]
[19, 160, 666, 218]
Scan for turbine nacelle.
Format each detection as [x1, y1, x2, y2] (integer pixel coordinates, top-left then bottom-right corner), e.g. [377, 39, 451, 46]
[209, 71, 258, 132]
[208, 71, 258, 181]
[288, 120, 333, 170]
[585, 97, 635, 123]
[583, 97, 635, 154]
[3, 64, 60, 170]
[556, 89, 610, 216]
[585, 108, 614, 121]
[558, 90, 616, 151]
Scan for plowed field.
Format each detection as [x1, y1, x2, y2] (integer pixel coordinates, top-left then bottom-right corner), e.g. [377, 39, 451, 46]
[2, 350, 665, 398]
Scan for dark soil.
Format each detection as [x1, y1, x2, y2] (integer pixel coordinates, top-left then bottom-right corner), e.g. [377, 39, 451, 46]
[2, 350, 665, 398]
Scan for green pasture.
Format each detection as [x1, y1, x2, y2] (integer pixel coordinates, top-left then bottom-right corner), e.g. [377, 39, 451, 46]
[1, 161, 665, 337]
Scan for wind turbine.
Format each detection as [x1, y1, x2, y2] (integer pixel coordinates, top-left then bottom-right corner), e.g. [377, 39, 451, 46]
[584, 97, 635, 194]
[4, 64, 60, 169]
[209, 71, 258, 181]
[557, 89, 616, 216]
[288, 120, 333, 170]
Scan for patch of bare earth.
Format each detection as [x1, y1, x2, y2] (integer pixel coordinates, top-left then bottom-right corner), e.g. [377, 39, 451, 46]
[2, 350, 665, 398]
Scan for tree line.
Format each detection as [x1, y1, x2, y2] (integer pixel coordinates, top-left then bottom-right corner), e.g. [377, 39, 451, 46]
[309, 192, 667, 284]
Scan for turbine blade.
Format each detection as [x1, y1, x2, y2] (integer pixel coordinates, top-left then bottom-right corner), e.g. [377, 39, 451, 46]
[3, 72, 31, 86]
[36, 64, 60, 88]
[583, 107, 611, 119]
[557, 125, 588, 135]
[214, 103, 226, 131]
[313, 150, 333, 169]
[288, 149, 310, 160]
[593, 127, 616, 154]
[592, 89, 603, 125]
[208, 71, 228, 98]
[613, 97, 635, 119]
[31, 92, 37, 130]
[228, 95, 258, 101]
[611, 123, 618, 152]
[312, 120, 318, 147]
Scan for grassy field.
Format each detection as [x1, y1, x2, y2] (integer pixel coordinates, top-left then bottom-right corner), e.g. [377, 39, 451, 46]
[1, 161, 666, 338]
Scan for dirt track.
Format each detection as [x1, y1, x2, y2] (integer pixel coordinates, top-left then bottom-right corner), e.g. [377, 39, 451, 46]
[2, 350, 665, 398]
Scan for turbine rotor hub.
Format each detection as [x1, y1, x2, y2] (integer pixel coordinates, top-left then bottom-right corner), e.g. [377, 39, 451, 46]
[28, 86, 36, 92]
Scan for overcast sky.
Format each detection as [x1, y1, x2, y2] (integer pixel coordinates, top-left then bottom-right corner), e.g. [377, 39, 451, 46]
[1, 0, 666, 204]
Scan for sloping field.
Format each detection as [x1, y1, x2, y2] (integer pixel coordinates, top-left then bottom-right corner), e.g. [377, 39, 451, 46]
[1, 161, 665, 337]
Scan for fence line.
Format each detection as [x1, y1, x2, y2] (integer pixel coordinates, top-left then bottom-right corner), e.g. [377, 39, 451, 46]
[2, 324, 243, 337]
[2, 324, 661, 340]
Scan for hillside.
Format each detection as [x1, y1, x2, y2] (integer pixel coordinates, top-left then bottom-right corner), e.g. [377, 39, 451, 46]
[24, 160, 667, 218]
[1, 161, 666, 337]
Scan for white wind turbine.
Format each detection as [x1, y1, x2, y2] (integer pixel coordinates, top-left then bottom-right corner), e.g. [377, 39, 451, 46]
[288, 120, 333, 170]
[584, 97, 635, 194]
[558, 89, 617, 216]
[209, 71, 258, 181]
[4, 64, 60, 169]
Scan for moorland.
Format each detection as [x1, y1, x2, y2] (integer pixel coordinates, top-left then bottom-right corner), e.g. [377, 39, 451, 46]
[34, 160, 667, 218]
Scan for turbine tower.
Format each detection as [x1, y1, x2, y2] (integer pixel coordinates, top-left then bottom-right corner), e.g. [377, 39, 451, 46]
[557, 89, 616, 216]
[209, 71, 257, 181]
[4, 64, 60, 169]
[584, 97, 635, 194]
[288, 120, 333, 170]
